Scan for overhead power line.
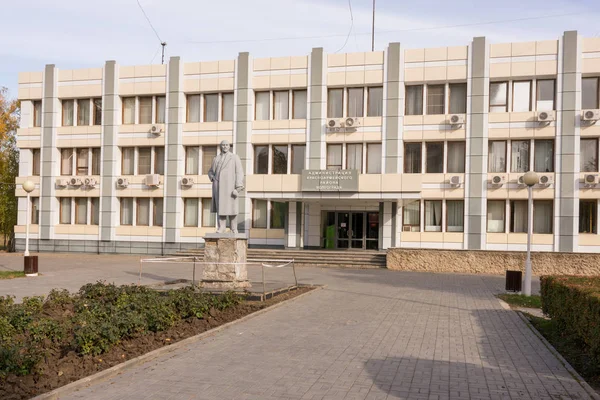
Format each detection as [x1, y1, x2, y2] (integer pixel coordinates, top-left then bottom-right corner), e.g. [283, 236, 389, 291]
[335, 0, 354, 53]
[136, 0, 167, 64]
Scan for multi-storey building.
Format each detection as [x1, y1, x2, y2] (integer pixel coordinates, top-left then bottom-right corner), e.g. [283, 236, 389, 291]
[13, 31, 600, 254]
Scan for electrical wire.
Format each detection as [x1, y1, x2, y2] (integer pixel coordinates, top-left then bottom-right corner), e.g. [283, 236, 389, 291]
[136, 0, 164, 43]
[150, 44, 162, 64]
[335, 0, 354, 53]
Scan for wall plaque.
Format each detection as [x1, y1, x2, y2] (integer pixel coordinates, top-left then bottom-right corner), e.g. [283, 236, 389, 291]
[301, 170, 359, 192]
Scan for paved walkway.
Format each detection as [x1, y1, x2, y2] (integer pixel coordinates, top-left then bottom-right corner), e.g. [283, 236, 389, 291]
[1, 253, 592, 399]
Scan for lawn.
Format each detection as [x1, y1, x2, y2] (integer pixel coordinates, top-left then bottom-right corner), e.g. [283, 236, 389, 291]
[497, 293, 542, 309]
[0, 271, 25, 279]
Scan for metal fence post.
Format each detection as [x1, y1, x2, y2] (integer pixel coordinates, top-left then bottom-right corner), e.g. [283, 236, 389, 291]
[262, 264, 266, 301]
[292, 260, 298, 287]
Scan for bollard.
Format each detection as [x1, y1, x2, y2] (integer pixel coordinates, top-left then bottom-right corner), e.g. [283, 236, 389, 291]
[24, 255, 39, 277]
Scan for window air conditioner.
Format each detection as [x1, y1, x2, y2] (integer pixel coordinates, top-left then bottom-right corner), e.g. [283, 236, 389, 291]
[539, 175, 553, 185]
[150, 124, 163, 136]
[69, 177, 82, 186]
[56, 178, 69, 187]
[116, 177, 129, 188]
[145, 174, 160, 187]
[344, 117, 361, 128]
[449, 114, 465, 125]
[582, 109, 600, 121]
[517, 175, 527, 187]
[449, 175, 461, 187]
[536, 111, 554, 122]
[491, 175, 505, 186]
[84, 177, 97, 187]
[181, 177, 194, 187]
[326, 119, 340, 129]
[584, 174, 599, 187]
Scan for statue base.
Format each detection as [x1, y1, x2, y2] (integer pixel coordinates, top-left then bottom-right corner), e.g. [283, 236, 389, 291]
[200, 233, 251, 290]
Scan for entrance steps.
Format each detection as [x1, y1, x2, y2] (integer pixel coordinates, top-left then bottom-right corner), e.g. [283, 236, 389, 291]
[171, 248, 387, 269]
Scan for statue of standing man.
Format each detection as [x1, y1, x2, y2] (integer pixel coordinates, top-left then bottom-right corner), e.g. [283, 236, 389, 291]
[208, 140, 245, 234]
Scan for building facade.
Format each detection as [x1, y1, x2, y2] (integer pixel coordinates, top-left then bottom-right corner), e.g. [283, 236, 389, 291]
[13, 31, 600, 254]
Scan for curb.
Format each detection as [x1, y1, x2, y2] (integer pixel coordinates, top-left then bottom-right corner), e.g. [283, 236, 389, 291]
[32, 285, 325, 400]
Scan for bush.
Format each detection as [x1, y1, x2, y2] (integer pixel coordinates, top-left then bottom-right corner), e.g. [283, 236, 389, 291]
[541, 276, 600, 362]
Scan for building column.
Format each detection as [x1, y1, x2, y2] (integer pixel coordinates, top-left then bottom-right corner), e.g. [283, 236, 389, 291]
[39, 64, 58, 241]
[557, 31, 581, 252]
[465, 37, 489, 250]
[307, 47, 326, 170]
[286, 201, 298, 248]
[164, 56, 184, 244]
[235, 52, 252, 234]
[304, 203, 321, 249]
[381, 202, 393, 249]
[384, 43, 402, 173]
[100, 60, 119, 244]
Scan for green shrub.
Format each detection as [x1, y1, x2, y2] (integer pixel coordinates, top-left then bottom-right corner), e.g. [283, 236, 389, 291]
[7, 296, 44, 332]
[45, 289, 73, 306]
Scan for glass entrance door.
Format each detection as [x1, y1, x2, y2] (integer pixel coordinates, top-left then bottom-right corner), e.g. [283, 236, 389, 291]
[351, 212, 365, 249]
[337, 212, 350, 248]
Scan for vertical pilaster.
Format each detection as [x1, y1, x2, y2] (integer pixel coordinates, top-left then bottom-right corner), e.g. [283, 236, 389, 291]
[465, 37, 489, 250]
[100, 60, 119, 242]
[308, 48, 326, 170]
[304, 203, 321, 249]
[381, 202, 393, 249]
[164, 57, 184, 243]
[39, 64, 58, 240]
[557, 31, 581, 252]
[235, 52, 252, 234]
[286, 201, 298, 248]
[385, 43, 402, 173]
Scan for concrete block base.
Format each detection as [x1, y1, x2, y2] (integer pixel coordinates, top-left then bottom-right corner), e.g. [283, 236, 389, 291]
[201, 235, 251, 289]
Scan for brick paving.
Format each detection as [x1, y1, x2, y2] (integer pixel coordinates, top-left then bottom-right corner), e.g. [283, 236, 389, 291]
[0, 253, 592, 399]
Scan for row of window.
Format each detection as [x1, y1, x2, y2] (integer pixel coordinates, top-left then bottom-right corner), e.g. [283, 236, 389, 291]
[57, 99, 103, 127]
[404, 142, 465, 174]
[488, 140, 554, 173]
[59, 148, 101, 176]
[402, 200, 465, 232]
[119, 198, 164, 226]
[58, 197, 100, 225]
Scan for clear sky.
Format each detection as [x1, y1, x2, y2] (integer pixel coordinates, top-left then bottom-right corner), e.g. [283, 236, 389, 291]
[1, 0, 598, 97]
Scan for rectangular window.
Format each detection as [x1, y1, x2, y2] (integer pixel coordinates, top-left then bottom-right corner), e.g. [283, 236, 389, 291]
[327, 88, 343, 118]
[61, 148, 73, 176]
[426, 142, 443, 173]
[204, 94, 219, 122]
[184, 198, 199, 227]
[490, 82, 508, 112]
[447, 141, 465, 173]
[405, 85, 423, 115]
[404, 142, 422, 173]
[138, 148, 151, 175]
[93, 98, 102, 125]
[31, 197, 40, 224]
[91, 148, 101, 175]
[488, 141, 507, 173]
[139, 97, 152, 124]
[426, 85, 445, 115]
[534, 200, 553, 234]
[424, 200, 442, 232]
[449, 83, 467, 114]
[583, 77, 599, 110]
[120, 198, 133, 225]
[254, 145, 269, 174]
[367, 143, 382, 174]
[252, 200, 268, 228]
[62, 100, 74, 126]
[346, 143, 362, 172]
[187, 94, 201, 122]
[33, 101, 42, 127]
[154, 147, 164, 175]
[153, 198, 163, 227]
[273, 91, 289, 120]
[202, 198, 215, 227]
[255, 92, 270, 120]
[579, 200, 597, 234]
[403, 201, 420, 232]
[511, 140, 530, 173]
[222, 93, 234, 121]
[510, 200, 528, 233]
[32, 149, 40, 176]
[292, 90, 307, 119]
[185, 146, 200, 175]
[60, 198, 71, 224]
[487, 200, 505, 233]
[122, 147, 135, 175]
[347, 88, 364, 117]
[446, 200, 464, 232]
[76, 148, 89, 176]
[270, 201, 287, 229]
[581, 138, 598, 172]
[272, 145, 288, 174]
[512, 81, 531, 112]
[291, 145, 305, 174]
[536, 79, 555, 111]
[534, 140, 554, 172]
[91, 198, 99, 225]
[77, 99, 90, 126]
[326, 144, 342, 170]
[367, 87, 383, 117]
[122, 97, 135, 124]
[136, 198, 150, 226]
[75, 198, 87, 225]
[202, 146, 217, 175]
[155, 96, 166, 124]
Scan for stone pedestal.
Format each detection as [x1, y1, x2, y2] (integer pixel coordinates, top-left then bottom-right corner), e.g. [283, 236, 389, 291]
[200, 233, 251, 289]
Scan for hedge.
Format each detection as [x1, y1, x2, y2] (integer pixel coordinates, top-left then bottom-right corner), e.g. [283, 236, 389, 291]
[541, 276, 600, 361]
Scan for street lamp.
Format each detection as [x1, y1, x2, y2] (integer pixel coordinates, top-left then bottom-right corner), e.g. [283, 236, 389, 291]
[522, 171, 539, 296]
[22, 180, 35, 257]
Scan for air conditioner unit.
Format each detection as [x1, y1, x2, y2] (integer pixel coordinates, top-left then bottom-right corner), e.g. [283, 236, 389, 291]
[491, 175, 505, 186]
[539, 175, 553, 185]
[449, 114, 465, 125]
[56, 178, 68, 187]
[344, 117, 361, 128]
[402, 226, 412, 232]
[145, 174, 160, 187]
[449, 175, 462, 186]
[181, 177, 194, 187]
[83, 177, 97, 187]
[536, 111, 554, 122]
[326, 118, 340, 129]
[116, 177, 129, 188]
[150, 124, 163, 136]
[582, 109, 600, 121]
[517, 175, 527, 187]
[69, 177, 82, 186]
[584, 174, 599, 187]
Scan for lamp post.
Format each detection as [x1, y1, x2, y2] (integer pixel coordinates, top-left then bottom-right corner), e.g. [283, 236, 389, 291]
[22, 180, 35, 257]
[522, 171, 539, 296]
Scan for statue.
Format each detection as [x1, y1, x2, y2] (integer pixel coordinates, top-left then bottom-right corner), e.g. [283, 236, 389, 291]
[208, 140, 244, 234]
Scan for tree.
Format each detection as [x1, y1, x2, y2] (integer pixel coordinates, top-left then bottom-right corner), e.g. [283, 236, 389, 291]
[0, 87, 20, 249]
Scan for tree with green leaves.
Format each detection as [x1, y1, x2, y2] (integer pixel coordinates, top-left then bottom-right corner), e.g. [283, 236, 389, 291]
[0, 87, 20, 250]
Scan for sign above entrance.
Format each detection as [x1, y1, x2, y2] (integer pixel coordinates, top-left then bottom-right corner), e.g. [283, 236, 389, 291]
[301, 170, 359, 192]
